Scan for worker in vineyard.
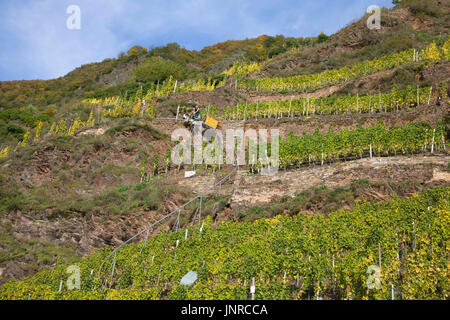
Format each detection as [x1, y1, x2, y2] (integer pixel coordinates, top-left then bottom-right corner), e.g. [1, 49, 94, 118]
[191, 106, 202, 121]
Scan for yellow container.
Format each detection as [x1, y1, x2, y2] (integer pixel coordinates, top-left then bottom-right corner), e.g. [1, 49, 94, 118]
[205, 116, 221, 129]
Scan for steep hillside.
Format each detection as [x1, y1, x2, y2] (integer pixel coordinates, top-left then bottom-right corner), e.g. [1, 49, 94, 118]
[1, 187, 449, 300]
[0, 36, 313, 111]
[0, 0, 449, 299]
[259, 0, 450, 77]
[1, 0, 449, 142]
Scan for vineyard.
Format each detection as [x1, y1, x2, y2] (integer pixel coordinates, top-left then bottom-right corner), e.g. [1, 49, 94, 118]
[202, 84, 448, 120]
[131, 119, 448, 176]
[0, 186, 448, 300]
[237, 41, 450, 93]
[81, 41, 449, 122]
[75, 40, 450, 123]
[1, 0, 449, 303]
[222, 61, 263, 77]
[76, 81, 447, 123]
[83, 76, 224, 119]
[277, 121, 447, 170]
[169, 121, 447, 173]
[0, 111, 97, 160]
[148, 120, 448, 181]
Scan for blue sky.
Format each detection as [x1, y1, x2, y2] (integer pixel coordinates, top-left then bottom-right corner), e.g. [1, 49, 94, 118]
[0, 0, 394, 81]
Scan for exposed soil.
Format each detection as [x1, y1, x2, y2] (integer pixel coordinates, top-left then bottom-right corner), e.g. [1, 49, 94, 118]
[12, 125, 172, 190]
[242, 84, 342, 103]
[227, 155, 450, 207]
[172, 155, 450, 208]
[422, 61, 450, 84]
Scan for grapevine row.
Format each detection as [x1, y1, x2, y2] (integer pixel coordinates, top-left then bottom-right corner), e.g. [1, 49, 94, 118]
[237, 41, 449, 93]
[222, 61, 263, 77]
[0, 111, 97, 160]
[192, 121, 447, 171]
[83, 75, 225, 111]
[276, 121, 447, 170]
[202, 84, 445, 121]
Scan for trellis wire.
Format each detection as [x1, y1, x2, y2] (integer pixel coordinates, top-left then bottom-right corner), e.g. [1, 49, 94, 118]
[97, 166, 237, 287]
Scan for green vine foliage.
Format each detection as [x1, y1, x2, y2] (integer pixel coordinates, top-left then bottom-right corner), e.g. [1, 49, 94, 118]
[0, 186, 448, 300]
[277, 121, 446, 169]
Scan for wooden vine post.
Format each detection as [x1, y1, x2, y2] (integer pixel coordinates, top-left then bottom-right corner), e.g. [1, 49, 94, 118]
[378, 242, 382, 271]
[250, 278, 256, 300]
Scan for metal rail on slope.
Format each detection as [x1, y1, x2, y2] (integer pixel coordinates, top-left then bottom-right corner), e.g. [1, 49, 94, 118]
[97, 166, 237, 288]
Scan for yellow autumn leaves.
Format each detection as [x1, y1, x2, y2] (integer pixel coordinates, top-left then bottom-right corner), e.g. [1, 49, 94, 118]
[0, 146, 9, 159]
[203, 85, 436, 120]
[48, 111, 95, 136]
[101, 99, 156, 120]
[0, 111, 96, 161]
[238, 40, 450, 93]
[84, 75, 224, 120]
[222, 61, 263, 77]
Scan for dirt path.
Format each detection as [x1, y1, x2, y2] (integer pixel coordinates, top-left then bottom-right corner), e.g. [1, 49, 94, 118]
[176, 155, 450, 207]
[243, 84, 342, 103]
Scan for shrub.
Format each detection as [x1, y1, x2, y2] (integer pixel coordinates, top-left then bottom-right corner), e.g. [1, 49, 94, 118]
[127, 45, 148, 57]
[133, 56, 187, 84]
[42, 106, 57, 118]
[0, 108, 51, 128]
[0, 122, 25, 141]
[317, 32, 329, 43]
[399, 0, 442, 17]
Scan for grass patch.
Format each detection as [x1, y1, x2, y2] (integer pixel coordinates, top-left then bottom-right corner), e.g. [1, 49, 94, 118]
[0, 233, 79, 266]
[105, 122, 167, 140]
